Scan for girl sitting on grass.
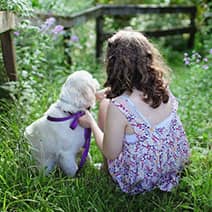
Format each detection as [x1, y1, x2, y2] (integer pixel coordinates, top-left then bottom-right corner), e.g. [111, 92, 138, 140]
[79, 30, 190, 194]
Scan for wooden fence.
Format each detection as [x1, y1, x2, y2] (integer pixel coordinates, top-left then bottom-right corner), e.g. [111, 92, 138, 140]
[0, 11, 17, 81]
[35, 5, 196, 60]
[1, 5, 197, 80]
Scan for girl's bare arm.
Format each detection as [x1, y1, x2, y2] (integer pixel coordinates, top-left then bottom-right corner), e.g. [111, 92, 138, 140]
[79, 102, 126, 160]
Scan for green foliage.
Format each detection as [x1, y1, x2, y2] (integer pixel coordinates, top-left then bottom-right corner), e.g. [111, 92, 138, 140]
[96, 0, 142, 4]
[0, 50, 7, 84]
[95, 0, 170, 4]
[0, 0, 32, 16]
[32, 0, 94, 15]
[172, 50, 212, 148]
[95, 0, 210, 5]
[195, 2, 212, 54]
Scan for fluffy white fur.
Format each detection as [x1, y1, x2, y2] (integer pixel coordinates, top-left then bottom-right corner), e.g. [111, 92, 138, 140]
[24, 70, 99, 176]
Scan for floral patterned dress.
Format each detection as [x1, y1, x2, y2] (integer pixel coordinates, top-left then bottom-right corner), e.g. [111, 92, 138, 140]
[107, 94, 190, 194]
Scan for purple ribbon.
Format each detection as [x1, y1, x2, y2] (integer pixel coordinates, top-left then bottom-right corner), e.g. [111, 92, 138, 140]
[47, 111, 91, 171]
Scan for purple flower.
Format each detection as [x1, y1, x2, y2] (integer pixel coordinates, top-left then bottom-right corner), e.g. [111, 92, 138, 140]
[40, 17, 56, 32]
[45, 17, 56, 26]
[70, 35, 79, 42]
[203, 58, 208, 62]
[184, 56, 190, 65]
[202, 65, 209, 70]
[185, 60, 190, 65]
[13, 31, 20, 36]
[209, 49, 212, 54]
[196, 59, 200, 63]
[52, 25, 64, 35]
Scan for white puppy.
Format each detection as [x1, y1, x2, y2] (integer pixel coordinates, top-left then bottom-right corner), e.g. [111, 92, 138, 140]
[24, 70, 99, 176]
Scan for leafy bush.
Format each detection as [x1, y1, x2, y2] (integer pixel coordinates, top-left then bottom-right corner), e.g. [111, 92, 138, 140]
[0, 0, 32, 16]
[32, 0, 93, 15]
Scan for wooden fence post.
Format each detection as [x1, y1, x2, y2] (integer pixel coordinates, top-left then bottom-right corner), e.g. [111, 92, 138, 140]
[0, 30, 17, 81]
[188, 7, 197, 49]
[96, 15, 104, 60]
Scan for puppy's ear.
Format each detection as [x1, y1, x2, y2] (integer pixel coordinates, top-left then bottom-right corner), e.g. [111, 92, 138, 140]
[69, 78, 98, 110]
[80, 86, 96, 108]
[57, 71, 100, 112]
[58, 85, 84, 113]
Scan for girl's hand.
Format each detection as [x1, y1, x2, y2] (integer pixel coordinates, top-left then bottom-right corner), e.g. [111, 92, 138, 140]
[79, 110, 95, 129]
[95, 87, 111, 101]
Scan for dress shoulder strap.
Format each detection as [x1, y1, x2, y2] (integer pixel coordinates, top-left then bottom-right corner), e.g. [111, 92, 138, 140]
[111, 95, 137, 123]
[168, 90, 178, 112]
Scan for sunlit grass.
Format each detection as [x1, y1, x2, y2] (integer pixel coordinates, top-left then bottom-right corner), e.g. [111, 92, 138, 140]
[0, 50, 211, 211]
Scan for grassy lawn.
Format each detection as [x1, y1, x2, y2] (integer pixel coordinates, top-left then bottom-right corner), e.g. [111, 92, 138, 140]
[0, 47, 211, 211]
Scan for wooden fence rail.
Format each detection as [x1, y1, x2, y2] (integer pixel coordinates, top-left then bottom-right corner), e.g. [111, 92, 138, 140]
[35, 5, 103, 28]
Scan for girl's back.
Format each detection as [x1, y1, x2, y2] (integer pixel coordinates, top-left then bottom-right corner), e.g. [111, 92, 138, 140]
[125, 89, 173, 132]
[107, 90, 190, 194]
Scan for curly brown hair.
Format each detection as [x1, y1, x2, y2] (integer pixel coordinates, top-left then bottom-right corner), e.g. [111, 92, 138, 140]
[104, 30, 170, 108]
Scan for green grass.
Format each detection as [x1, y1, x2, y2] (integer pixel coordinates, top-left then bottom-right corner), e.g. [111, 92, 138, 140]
[0, 52, 211, 211]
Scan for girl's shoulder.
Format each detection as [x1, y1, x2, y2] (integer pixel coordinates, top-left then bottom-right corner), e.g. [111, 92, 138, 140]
[111, 94, 135, 116]
[111, 94, 132, 109]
